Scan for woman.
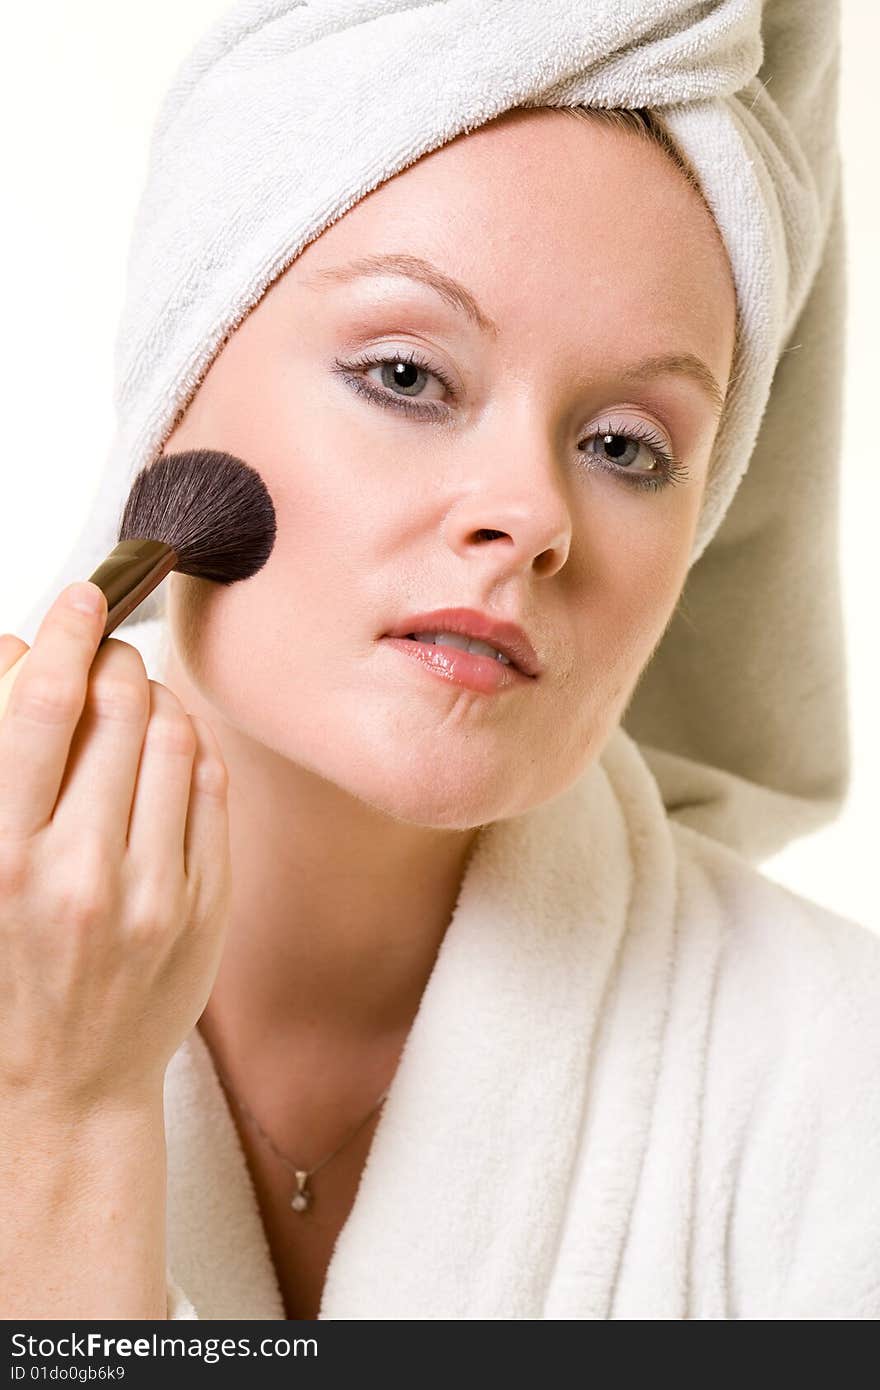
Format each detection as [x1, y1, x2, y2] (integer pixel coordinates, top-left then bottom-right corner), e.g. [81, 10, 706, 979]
[160, 101, 738, 1322]
[3, 0, 876, 1320]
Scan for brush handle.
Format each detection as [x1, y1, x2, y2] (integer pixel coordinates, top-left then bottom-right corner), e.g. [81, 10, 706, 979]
[0, 541, 179, 728]
[0, 650, 31, 724]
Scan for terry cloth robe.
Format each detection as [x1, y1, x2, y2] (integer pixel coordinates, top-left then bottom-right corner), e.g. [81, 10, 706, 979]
[105, 611, 874, 1321]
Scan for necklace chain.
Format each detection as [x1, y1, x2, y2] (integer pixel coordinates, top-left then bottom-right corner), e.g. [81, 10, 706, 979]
[211, 1054, 392, 1212]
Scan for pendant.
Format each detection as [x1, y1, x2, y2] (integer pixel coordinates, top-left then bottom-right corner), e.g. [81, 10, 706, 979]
[290, 1170, 312, 1213]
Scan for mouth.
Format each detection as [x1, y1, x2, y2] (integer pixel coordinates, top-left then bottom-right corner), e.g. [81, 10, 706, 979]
[380, 633, 533, 695]
[401, 631, 516, 666]
[380, 608, 542, 678]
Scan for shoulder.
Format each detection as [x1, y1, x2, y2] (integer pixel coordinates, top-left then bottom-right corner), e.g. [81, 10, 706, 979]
[670, 823, 880, 1316]
[668, 818, 880, 1184]
[670, 818, 880, 1018]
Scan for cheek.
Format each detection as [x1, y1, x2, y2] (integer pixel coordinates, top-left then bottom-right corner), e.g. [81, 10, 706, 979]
[166, 573, 320, 763]
[166, 577, 255, 715]
[581, 505, 693, 677]
[168, 574, 212, 685]
[264, 395, 405, 546]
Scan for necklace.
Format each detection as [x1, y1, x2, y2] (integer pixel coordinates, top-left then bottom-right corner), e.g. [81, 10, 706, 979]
[211, 1055, 392, 1214]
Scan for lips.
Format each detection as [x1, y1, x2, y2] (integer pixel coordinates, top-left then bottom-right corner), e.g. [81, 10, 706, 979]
[381, 608, 542, 677]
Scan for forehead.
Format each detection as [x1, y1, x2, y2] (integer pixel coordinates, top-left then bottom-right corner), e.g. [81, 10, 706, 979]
[293, 109, 736, 380]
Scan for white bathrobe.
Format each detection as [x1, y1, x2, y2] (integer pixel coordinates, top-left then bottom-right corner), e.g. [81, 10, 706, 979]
[120, 613, 877, 1321]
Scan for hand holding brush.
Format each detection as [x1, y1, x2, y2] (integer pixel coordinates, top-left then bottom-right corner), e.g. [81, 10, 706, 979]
[0, 449, 276, 717]
[0, 449, 276, 1317]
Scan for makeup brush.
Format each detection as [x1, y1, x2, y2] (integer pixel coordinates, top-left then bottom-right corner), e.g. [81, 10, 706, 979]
[0, 449, 277, 720]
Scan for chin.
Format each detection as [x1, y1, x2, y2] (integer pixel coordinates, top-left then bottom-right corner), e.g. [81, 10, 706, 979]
[322, 741, 583, 831]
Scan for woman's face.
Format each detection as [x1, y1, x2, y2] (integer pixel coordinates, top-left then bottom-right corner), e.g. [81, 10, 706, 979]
[162, 108, 736, 828]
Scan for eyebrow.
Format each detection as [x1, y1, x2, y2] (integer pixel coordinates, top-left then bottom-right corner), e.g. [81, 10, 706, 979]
[305, 252, 727, 419]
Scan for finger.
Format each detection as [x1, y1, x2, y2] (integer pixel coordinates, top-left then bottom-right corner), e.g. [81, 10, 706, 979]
[0, 634, 29, 676]
[183, 716, 230, 894]
[51, 638, 152, 853]
[0, 584, 107, 838]
[124, 681, 198, 884]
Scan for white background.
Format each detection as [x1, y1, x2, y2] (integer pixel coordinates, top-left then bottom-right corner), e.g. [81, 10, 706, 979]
[1, 2, 877, 928]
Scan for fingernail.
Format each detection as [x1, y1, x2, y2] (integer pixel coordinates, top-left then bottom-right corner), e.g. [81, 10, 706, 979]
[68, 583, 103, 615]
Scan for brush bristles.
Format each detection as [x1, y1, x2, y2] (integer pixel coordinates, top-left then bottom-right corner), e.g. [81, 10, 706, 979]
[118, 449, 277, 584]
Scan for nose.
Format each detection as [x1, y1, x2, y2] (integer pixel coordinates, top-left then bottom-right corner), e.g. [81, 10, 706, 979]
[442, 423, 573, 579]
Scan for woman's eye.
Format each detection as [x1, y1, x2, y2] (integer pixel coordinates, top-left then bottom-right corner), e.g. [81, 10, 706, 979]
[333, 350, 454, 418]
[578, 424, 688, 491]
[580, 429, 661, 475]
[367, 355, 445, 401]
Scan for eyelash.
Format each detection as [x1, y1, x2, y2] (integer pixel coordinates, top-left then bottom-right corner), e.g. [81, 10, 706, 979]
[333, 348, 690, 492]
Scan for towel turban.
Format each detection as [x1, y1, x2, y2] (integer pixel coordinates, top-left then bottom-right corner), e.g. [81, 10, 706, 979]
[18, 0, 847, 862]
